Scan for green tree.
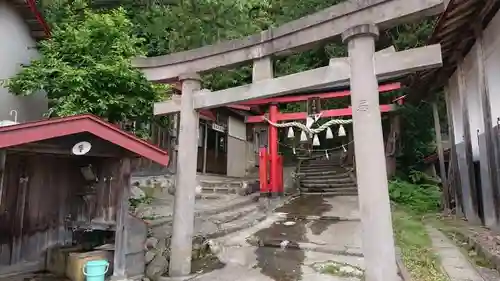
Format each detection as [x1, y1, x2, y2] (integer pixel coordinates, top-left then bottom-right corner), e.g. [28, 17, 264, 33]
[35, 0, 439, 171]
[6, 4, 167, 125]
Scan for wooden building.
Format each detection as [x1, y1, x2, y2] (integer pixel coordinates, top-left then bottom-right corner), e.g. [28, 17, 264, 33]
[0, 114, 169, 280]
[410, 0, 500, 228]
[164, 83, 261, 178]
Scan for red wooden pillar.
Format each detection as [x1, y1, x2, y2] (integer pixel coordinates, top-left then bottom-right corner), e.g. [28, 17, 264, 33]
[268, 104, 279, 197]
[258, 147, 268, 195]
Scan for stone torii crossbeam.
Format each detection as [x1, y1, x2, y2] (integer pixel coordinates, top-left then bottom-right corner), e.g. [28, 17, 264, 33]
[133, 1, 445, 281]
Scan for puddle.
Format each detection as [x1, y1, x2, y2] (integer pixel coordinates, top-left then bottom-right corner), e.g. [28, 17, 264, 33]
[253, 247, 306, 281]
[309, 218, 338, 235]
[252, 195, 333, 280]
[279, 195, 336, 236]
[275, 196, 332, 216]
[191, 254, 226, 274]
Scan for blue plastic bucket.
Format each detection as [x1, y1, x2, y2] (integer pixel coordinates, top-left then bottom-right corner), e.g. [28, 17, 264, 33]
[83, 259, 109, 281]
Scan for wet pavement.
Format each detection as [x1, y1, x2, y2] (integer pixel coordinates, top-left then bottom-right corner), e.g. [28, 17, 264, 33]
[252, 196, 337, 280]
[185, 195, 367, 281]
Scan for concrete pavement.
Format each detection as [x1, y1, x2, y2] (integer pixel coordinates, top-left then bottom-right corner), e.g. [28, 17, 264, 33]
[172, 195, 376, 281]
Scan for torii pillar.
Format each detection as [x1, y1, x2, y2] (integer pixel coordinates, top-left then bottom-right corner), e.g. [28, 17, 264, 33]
[168, 73, 201, 277]
[342, 25, 398, 281]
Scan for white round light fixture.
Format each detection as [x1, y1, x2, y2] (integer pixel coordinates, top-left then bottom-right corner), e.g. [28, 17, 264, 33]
[72, 141, 92, 155]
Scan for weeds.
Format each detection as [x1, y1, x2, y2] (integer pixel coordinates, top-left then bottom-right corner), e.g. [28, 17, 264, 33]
[389, 171, 442, 215]
[392, 209, 448, 281]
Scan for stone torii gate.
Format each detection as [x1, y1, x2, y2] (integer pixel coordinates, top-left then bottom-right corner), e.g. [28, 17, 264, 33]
[133, 1, 445, 280]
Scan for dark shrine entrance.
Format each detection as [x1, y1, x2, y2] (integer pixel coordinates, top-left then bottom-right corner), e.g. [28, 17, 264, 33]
[196, 117, 228, 175]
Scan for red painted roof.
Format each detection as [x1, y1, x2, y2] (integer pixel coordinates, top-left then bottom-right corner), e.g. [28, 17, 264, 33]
[26, 0, 50, 37]
[0, 114, 169, 165]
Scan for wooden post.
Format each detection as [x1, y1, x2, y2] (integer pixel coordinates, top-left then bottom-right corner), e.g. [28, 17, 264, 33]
[0, 150, 5, 207]
[94, 163, 109, 222]
[214, 130, 219, 160]
[457, 62, 481, 224]
[169, 113, 180, 172]
[444, 85, 463, 216]
[259, 147, 269, 195]
[432, 101, 450, 210]
[277, 155, 283, 195]
[11, 169, 29, 264]
[474, 25, 498, 228]
[342, 24, 398, 281]
[385, 115, 399, 179]
[112, 158, 131, 279]
[202, 122, 208, 174]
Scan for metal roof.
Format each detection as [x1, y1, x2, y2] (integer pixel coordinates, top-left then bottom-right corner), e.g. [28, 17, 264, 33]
[7, 0, 50, 40]
[408, 0, 500, 101]
[0, 114, 169, 165]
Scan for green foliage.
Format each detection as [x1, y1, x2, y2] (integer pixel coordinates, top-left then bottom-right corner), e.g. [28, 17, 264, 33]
[392, 210, 448, 281]
[32, 0, 440, 166]
[389, 171, 442, 214]
[384, 19, 439, 174]
[127, 0, 345, 91]
[6, 2, 167, 125]
[397, 102, 436, 173]
[385, 19, 437, 50]
[129, 195, 154, 210]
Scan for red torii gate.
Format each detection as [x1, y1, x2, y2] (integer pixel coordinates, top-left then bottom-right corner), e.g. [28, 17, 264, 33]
[242, 82, 402, 196]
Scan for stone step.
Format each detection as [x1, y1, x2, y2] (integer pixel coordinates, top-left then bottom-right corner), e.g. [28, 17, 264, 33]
[200, 180, 258, 195]
[301, 177, 354, 184]
[306, 159, 343, 163]
[300, 186, 357, 192]
[303, 163, 349, 167]
[301, 165, 342, 170]
[299, 189, 358, 196]
[208, 203, 259, 225]
[296, 170, 351, 178]
[150, 201, 263, 239]
[300, 173, 354, 180]
[305, 160, 342, 165]
[210, 209, 267, 238]
[301, 182, 357, 189]
[201, 180, 241, 188]
[144, 195, 259, 228]
[300, 166, 344, 173]
[299, 165, 339, 170]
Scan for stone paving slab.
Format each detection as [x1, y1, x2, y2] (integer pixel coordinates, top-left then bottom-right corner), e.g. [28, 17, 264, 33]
[158, 195, 406, 281]
[320, 196, 360, 220]
[426, 225, 485, 281]
[197, 196, 367, 281]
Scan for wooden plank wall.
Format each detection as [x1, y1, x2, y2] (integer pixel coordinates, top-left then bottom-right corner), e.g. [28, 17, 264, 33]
[0, 154, 75, 266]
[0, 153, 121, 268]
